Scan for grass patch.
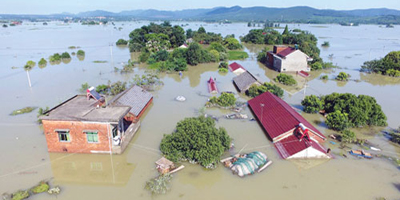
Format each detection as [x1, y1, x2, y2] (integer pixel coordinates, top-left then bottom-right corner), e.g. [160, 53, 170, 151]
[11, 107, 37, 116]
[228, 51, 249, 60]
[93, 60, 108, 63]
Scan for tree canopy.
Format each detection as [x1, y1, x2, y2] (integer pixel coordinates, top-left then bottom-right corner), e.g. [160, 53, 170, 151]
[247, 82, 284, 98]
[274, 73, 297, 86]
[160, 116, 231, 168]
[361, 51, 400, 77]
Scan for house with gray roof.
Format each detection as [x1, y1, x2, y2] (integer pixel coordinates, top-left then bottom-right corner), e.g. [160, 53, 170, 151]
[40, 85, 153, 155]
[232, 71, 261, 93]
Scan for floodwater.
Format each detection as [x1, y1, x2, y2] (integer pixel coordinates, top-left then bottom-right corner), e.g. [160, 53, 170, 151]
[0, 22, 399, 200]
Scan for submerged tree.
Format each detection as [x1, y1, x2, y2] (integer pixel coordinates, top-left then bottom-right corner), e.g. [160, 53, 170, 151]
[160, 116, 231, 169]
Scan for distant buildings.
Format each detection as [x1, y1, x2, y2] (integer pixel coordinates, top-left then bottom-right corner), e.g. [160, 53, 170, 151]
[248, 91, 330, 159]
[266, 45, 312, 72]
[41, 86, 153, 154]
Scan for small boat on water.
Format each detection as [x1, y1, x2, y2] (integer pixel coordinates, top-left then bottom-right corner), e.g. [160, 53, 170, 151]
[207, 77, 218, 94]
[225, 113, 248, 119]
[349, 150, 373, 159]
[221, 151, 272, 177]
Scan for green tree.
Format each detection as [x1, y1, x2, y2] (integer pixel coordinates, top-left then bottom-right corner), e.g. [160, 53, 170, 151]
[77, 50, 85, 56]
[186, 29, 193, 38]
[301, 95, 323, 113]
[197, 27, 206, 34]
[186, 43, 202, 65]
[274, 73, 297, 86]
[219, 62, 228, 69]
[223, 37, 242, 50]
[209, 49, 220, 62]
[282, 25, 289, 35]
[336, 72, 349, 81]
[341, 129, 357, 143]
[326, 111, 349, 131]
[38, 58, 47, 68]
[160, 116, 231, 168]
[209, 42, 227, 53]
[116, 39, 128, 45]
[110, 81, 127, 95]
[61, 52, 71, 59]
[246, 82, 284, 98]
[209, 93, 236, 107]
[311, 62, 323, 70]
[80, 82, 90, 92]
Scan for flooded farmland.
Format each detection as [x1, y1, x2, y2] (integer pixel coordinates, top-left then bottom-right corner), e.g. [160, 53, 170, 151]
[0, 22, 399, 200]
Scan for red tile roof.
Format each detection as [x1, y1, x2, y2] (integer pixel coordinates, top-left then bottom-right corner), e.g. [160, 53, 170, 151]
[208, 77, 218, 93]
[248, 92, 324, 140]
[298, 70, 310, 77]
[228, 62, 246, 72]
[277, 47, 296, 58]
[274, 135, 328, 159]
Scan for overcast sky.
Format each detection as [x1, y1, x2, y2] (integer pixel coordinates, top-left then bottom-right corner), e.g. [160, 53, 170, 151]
[1, 0, 400, 14]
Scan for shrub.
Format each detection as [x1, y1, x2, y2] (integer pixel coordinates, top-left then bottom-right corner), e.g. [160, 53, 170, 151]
[77, 50, 85, 56]
[219, 62, 228, 69]
[116, 39, 128, 45]
[247, 82, 284, 98]
[301, 95, 323, 113]
[320, 75, 328, 80]
[208, 93, 236, 107]
[341, 129, 357, 143]
[219, 68, 228, 73]
[145, 174, 172, 195]
[311, 62, 323, 70]
[326, 111, 349, 131]
[80, 82, 90, 92]
[336, 72, 349, 81]
[61, 52, 71, 59]
[38, 58, 47, 66]
[321, 41, 330, 47]
[274, 73, 297, 86]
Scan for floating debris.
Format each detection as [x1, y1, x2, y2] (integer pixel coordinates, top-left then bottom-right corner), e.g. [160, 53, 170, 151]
[175, 96, 186, 102]
[225, 113, 248, 119]
[30, 182, 49, 194]
[11, 190, 29, 200]
[349, 150, 373, 159]
[221, 151, 272, 177]
[47, 187, 61, 195]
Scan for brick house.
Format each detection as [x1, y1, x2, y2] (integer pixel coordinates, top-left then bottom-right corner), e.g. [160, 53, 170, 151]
[248, 91, 330, 159]
[41, 85, 153, 154]
[266, 45, 313, 72]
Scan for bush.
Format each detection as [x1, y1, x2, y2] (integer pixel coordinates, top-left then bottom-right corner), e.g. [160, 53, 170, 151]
[61, 52, 71, 59]
[38, 58, 47, 66]
[77, 50, 85, 56]
[209, 49, 220, 62]
[386, 69, 400, 77]
[301, 95, 323, 113]
[274, 73, 297, 86]
[209, 93, 236, 107]
[311, 62, 323, 70]
[116, 39, 128, 45]
[341, 129, 357, 143]
[320, 75, 329, 80]
[110, 81, 126, 95]
[49, 53, 61, 62]
[219, 68, 228, 73]
[145, 174, 172, 195]
[326, 111, 349, 131]
[80, 82, 90, 92]
[209, 42, 227, 53]
[321, 41, 330, 47]
[96, 84, 109, 94]
[160, 116, 231, 168]
[247, 82, 284, 98]
[219, 62, 228, 69]
[336, 72, 349, 81]
[223, 37, 242, 50]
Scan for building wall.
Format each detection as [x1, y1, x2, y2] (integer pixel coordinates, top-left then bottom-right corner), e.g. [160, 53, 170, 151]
[281, 51, 309, 72]
[273, 55, 282, 71]
[42, 120, 112, 154]
[136, 97, 153, 119]
[287, 147, 330, 159]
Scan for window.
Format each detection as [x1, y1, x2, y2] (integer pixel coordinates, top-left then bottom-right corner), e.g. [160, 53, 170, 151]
[57, 130, 70, 142]
[85, 131, 99, 143]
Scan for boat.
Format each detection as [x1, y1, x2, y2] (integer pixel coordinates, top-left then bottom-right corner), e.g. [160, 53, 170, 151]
[221, 151, 272, 177]
[225, 113, 248, 119]
[349, 150, 373, 159]
[175, 96, 186, 102]
[207, 77, 218, 94]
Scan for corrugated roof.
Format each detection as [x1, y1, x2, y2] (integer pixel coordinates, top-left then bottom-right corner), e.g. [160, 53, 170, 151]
[109, 85, 153, 116]
[277, 47, 296, 58]
[248, 92, 324, 140]
[229, 62, 246, 72]
[274, 135, 328, 159]
[232, 71, 259, 93]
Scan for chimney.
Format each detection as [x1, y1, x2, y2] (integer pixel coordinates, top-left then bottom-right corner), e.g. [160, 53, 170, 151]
[273, 45, 287, 54]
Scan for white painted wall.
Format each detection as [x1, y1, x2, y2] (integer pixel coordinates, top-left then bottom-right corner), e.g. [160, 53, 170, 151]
[287, 147, 330, 159]
[281, 50, 309, 72]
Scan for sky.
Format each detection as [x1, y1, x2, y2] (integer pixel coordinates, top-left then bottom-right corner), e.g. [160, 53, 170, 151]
[1, 0, 400, 14]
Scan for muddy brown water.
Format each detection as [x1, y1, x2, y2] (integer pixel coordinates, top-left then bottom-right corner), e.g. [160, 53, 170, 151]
[0, 22, 399, 199]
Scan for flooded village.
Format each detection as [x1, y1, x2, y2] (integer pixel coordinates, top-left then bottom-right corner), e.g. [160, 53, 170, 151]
[1, 17, 400, 200]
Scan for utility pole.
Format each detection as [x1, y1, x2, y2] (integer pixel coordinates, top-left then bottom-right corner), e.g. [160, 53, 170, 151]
[109, 43, 114, 68]
[26, 70, 32, 88]
[260, 103, 264, 123]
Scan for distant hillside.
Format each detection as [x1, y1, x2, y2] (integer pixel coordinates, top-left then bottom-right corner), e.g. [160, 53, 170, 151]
[1, 6, 400, 24]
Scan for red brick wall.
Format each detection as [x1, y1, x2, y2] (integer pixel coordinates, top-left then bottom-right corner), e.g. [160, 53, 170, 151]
[42, 120, 112, 154]
[273, 46, 287, 54]
[136, 97, 153, 119]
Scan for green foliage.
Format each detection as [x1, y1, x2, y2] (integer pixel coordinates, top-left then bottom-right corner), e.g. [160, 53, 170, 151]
[341, 129, 357, 143]
[320, 75, 329, 80]
[274, 73, 297, 86]
[282, 25, 290, 35]
[139, 49, 151, 63]
[208, 93, 236, 107]
[96, 84, 109, 94]
[160, 116, 231, 168]
[209, 49, 220, 62]
[110, 81, 127, 95]
[80, 82, 90, 92]
[362, 51, 400, 76]
[209, 42, 227, 53]
[186, 29, 193, 38]
[186, 43, 213, 65]
[120, 60, 135, 73]
[192, 28, 223, 44]
[257, 47, 269, 63]
[228, 51, 249, 60]
[49, 53, 61, 62]
[219, 62, 228, 69]
[116, 39, 128, 45]
[132, 73, 162, 87]
[321, 41, 330, 47]
[223, 37, 242, 50]
[10, 107, 36, 116]
[246, 82, 284, 98]
[37, 107, 49, 124]
[30, 181, 49, 194]
[12, 190, 29, 200]
[326, 111, 349, 131]
[219, 68, 228, 73]
[145, 174, 172, 195]
[389, 129, 400, 144]
[301, 95, 323, 113]
[241, 29, 265, 44]
[26, 60, 36, 68]
[60, 52, 71, 59]
[148, 50, 169, 64]
[311, 62, 323, 70]
[336, 72, 349, 81]
[77, 50, 85, 56]
[38, 58, 47, 68]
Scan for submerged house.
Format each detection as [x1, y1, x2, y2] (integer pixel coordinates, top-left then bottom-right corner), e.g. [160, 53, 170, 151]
[232, 71, 261, 93]
[228, 62, 246, 75]
[248, 91, 330, 159]
[266, 45, 312, 72]
[41, 86, 153, 154]
[208, 77, 218, 94]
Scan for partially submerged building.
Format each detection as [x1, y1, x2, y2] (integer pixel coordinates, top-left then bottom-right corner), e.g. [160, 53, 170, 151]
[266, 45, 312, 72]
[232, 71, 261, 93]
[228, 62, 246, 75]
[41, 86, 153, 154]
[208, 77, 218, 94]
[248, 91, 330, 159]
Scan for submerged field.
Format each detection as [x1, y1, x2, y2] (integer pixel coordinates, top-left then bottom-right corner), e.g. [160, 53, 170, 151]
[0, 22, 399, 200]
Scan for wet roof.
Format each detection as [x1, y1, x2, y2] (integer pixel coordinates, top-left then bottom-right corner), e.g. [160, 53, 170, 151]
[277, 47, 297, 58]
[229, 62, 246, 72]
[41, 95, 130, 122]
[248, 91, 324, 140]
[109, 85, 153, 116]
[274, 135, 328, 159]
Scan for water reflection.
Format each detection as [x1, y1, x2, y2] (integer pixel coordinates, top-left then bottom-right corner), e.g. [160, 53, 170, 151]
[49, 153, 135, 186]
